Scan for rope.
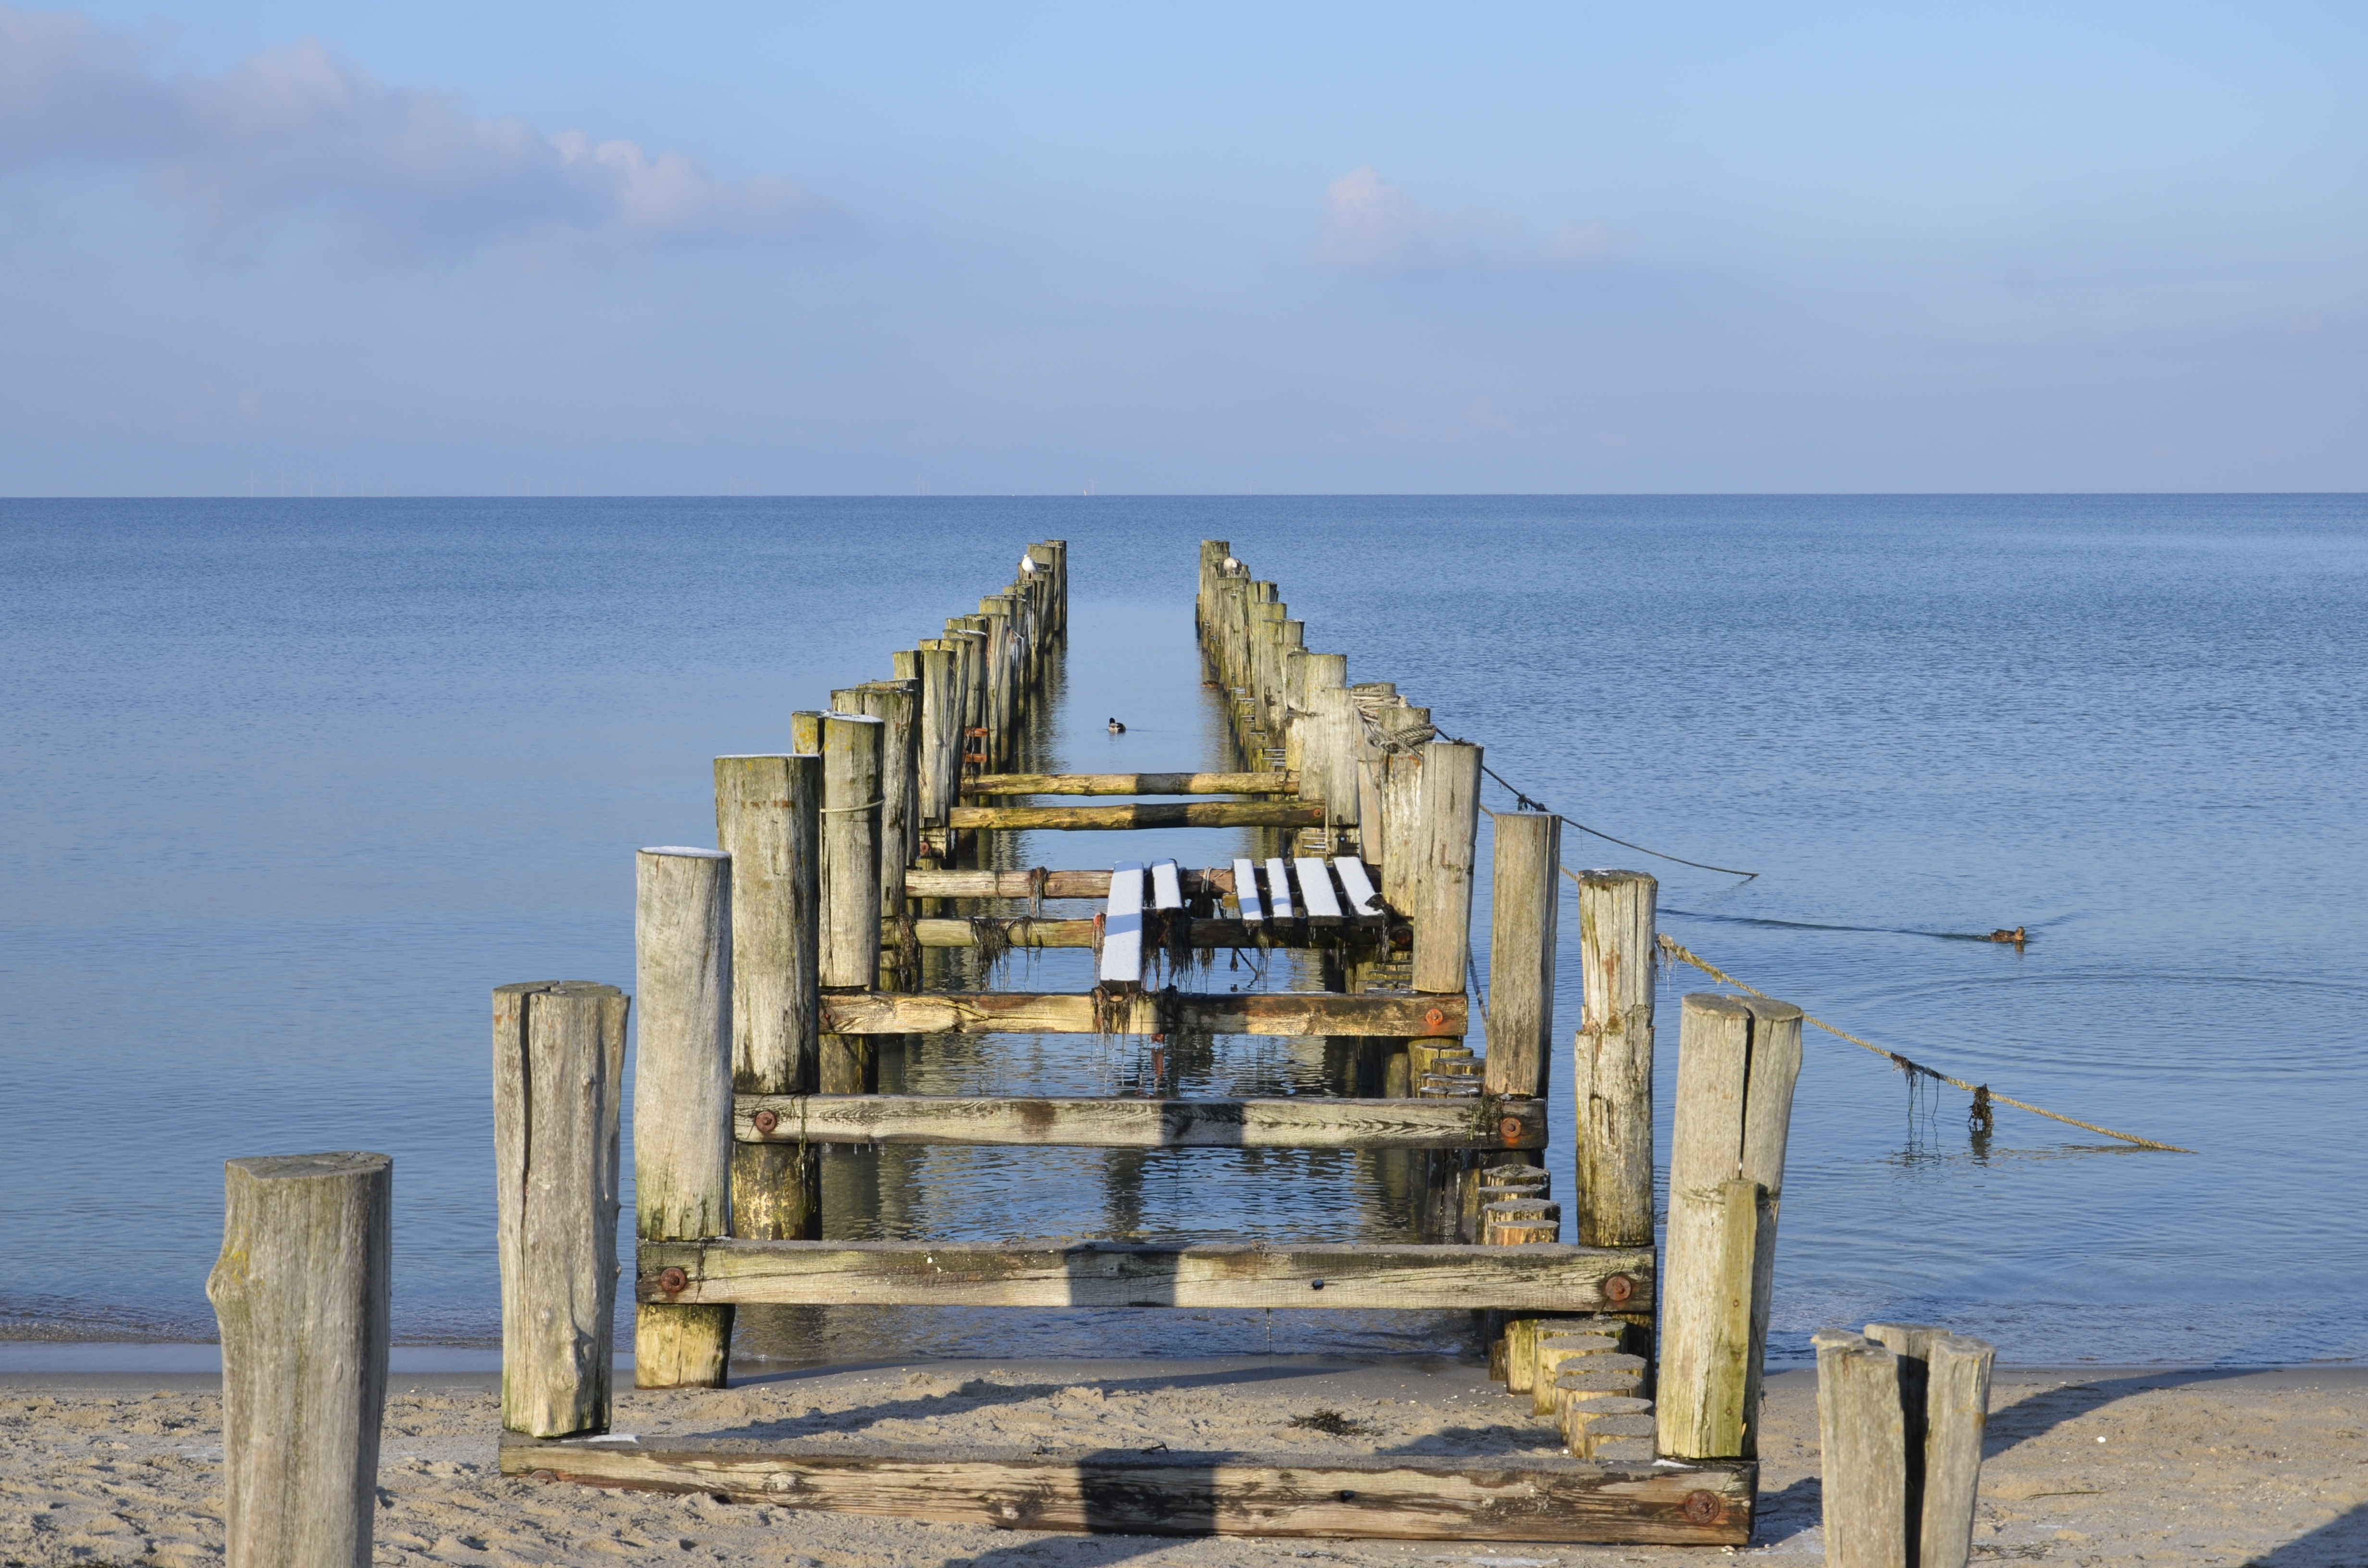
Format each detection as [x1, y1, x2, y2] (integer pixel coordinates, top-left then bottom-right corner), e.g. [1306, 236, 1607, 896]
[1655, 934, 2194, 1153]
[1426, 731, 1759, 880]
[819, 798, 884, 814]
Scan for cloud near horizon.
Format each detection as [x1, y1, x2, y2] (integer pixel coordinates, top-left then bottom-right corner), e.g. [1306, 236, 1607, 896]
[0, 4, 842, 259]
[1315, 165, 1608, 273]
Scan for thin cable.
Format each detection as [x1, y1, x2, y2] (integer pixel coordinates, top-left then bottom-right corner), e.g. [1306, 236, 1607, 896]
[1658, 934, 2194, 1154]
[1435, 731, 1760, 880]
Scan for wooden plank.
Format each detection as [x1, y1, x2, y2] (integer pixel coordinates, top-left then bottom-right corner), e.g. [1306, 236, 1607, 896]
[1230, 857, 1264, 922]
[948, 802, 1324, 831]
[1294, 857, 1344, 925]
[499, 1433, 1752, 1545]
[962, 772, 1301, 796]
[817, 990, 1468, 1038]
[1264, 856, 1295, 919]
[897, 917, 1377, 950]
[1332, 856, 1384, 922]
[905, 867, 1236, 900]
[1099, 863, 1144, 984]
[733, 1093, 1545, 1149]
[636, 1238, 1654, 1312]
[1149, 859, 1184, 911]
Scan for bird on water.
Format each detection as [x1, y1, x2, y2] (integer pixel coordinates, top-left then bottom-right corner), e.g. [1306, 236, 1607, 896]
[1108, 718, 1126, 734]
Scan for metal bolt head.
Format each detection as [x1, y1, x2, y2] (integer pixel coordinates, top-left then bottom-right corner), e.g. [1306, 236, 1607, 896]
[657, 1266, 689, 1295]
[1499, 1115, 1523, 1142]
[1604, 1273, 1635, 1305]
[1423, 1008, 1446, 1029]
[752, 1109, 779, 1135]
[1682, 1489, 1723, 1525]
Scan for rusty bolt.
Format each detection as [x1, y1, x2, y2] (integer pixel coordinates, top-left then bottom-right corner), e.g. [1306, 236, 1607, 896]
[1603, 1273, 1634, 1305]
[752, 1109, 779, 1135]
[1499, 1115, 1524, 1142]
[657, 1267, 689, 1295]
[1423, 1007, 1446, 1029]
[1310, 1278, 1325, 1291]
[1681, 1490, 1724, 1526]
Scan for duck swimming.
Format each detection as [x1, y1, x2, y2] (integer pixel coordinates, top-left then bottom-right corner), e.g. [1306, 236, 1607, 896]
[1108, 718, 1126, 734]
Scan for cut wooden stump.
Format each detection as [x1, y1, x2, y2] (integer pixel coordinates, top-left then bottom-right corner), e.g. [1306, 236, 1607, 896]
[492, 980, 626, 1437]
[1815, 1329, 1908, 1568]
[207, 1152, 391, 1568]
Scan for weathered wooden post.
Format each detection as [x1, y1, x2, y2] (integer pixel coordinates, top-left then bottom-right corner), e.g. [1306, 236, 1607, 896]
[1813, 1329, 1909, 1568]
[493, 979, 626, 1436]
[1865, 1323, 1998, 1568]
[715, 755, 821, 1239]
[1573, 870, 1657, 1250]
[1658, 992, 1803, 1460]
[835, 680, 919, 919]
[914, 644, 960, 845]
[819, 711, 884, 1093]
[634, 846, 735, 1387]
[1411, 739, 1482, 994]
[1484, 810, 1560, 1098]
[1379, 748, 1423, 915]
[207, 1151, 391, 1568]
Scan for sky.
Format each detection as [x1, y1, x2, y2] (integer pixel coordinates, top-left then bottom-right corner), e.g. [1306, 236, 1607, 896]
[0, 2, 2360, 495]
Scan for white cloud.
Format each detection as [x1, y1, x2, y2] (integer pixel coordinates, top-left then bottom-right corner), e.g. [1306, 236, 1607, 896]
[1314, 165, 1607, 273]
[0, 4, 842, 258]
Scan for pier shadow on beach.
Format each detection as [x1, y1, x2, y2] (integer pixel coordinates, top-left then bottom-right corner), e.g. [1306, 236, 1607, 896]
[2245, 1503, 2368, 1566]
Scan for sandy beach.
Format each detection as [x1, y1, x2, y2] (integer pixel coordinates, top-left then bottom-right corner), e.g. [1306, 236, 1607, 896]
[2, 1358, 2360, 1566]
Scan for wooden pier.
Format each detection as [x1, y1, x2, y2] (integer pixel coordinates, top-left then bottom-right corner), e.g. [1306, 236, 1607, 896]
[490, 538, 1792, 1546]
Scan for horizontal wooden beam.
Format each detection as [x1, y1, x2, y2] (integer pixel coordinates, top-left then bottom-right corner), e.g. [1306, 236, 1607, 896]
[818, 990, 1466, 1038]
[950, 801, 1324, 831]
[499, 1434, 1752, 1544]
[892, 917, 1390, 950]
[637, 1239, 1653, 1312]
[733, 1094, 1543, 1149]
[962, 772, 1300, 796]
[907, 868, 1232, 900]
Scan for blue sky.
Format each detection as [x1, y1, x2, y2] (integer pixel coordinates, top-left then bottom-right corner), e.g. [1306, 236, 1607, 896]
[1, 2, 2360, 494]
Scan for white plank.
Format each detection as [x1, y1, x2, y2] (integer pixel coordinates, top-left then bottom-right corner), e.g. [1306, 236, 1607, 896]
[1294, 857, 1344, 925]
[1149, 859, 1184, 910]
[1332, 857, 1385, 921]
[1264, 857, 1295, 920]
[1231, 858, 1265, 924]
[1099, 863, 1145, 984]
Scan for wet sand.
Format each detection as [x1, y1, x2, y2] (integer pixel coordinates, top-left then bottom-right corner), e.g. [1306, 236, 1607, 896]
[1, 1359, 2361, 1565]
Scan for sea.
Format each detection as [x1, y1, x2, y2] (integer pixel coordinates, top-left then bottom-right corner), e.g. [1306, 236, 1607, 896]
[3, 494, 2363, 1371]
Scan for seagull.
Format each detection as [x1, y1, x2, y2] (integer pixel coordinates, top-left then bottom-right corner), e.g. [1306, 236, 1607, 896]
[1222, 555, 1242, 575]
[1019, 555, 1038, 575]
[1108, 717, 1126, 734]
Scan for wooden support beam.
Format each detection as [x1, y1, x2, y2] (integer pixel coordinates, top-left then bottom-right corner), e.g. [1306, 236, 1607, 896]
[948, 801, 1323, 831]
[636, 1238, 1653, 1312]
[499, 1433, 1752, 1545]
[732, 1093, 1545, 1149]
[905, 867, 1237, 900]
[962, 771, 1301, 796]
[816, 989, 1467, 1038]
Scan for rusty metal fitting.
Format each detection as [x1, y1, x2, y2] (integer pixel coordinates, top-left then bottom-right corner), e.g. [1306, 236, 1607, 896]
[1499, 1115, 1524, 1142]
[1682, 1490, 1724, 1525]
[1603, 1273, 1634, 1305]
[657, 1267, 688, 1295]
[752, 1108, 779, 1135]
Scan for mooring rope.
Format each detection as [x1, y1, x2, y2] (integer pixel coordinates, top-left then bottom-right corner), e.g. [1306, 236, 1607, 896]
[1419, 730, 1760, 880]
[1655, 934, 2194, 1153]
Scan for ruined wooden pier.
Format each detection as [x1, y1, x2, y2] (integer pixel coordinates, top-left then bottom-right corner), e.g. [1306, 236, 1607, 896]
[492, 538, 1791, 1545]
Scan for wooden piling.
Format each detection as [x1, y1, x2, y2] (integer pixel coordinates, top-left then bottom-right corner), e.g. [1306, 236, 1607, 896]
[1813, 1329, 1909, 1568]
[820, 712, 884, 1094]
[1866, 1323, 1997, 1568]
[915, 644, 961, 834]
[1658, 992, 1803, 1460]
[1411, 740, 1483, 994]
[206, 1151, 391, 1568]
[1484, 811, 1560, 1098]
[492, 980, 626, 1436]
[715, 757, 822, 1240]
[839, 680, 919, 911]
[634, 847, 736, 1388]
[1379, 749, 1423, 914]
[1573, 870, 1656, 1249]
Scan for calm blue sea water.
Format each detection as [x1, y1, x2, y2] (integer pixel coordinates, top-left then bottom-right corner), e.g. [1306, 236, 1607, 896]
[3, 495, 2363, 1367]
